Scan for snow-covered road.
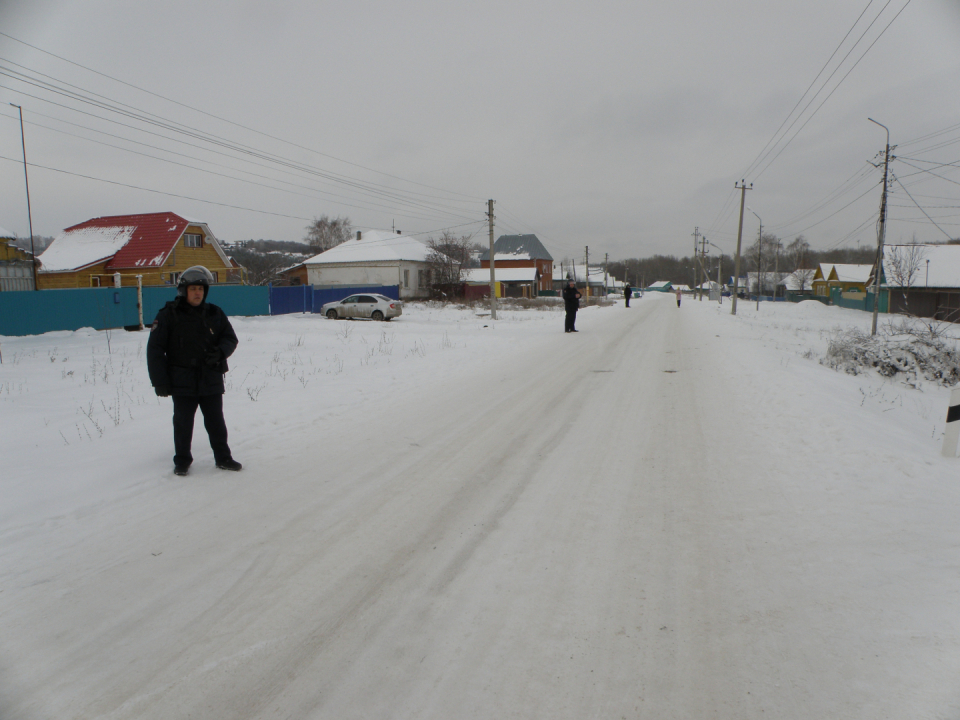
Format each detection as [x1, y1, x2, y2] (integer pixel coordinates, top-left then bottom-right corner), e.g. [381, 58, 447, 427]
[3, 296, 960, 718]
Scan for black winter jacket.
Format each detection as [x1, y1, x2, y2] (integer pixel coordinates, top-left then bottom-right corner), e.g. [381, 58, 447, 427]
[562, 285, 582, 311]
[147, 298, 238, 396]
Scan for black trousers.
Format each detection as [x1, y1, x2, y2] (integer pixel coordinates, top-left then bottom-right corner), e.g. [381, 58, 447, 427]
[565, 309, 578, 332]
[172, 394, 231, 467]
[625, 297, 630, 307]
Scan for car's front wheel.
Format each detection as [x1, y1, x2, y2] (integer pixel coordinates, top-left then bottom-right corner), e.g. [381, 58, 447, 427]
[326, 309, 339, 319]
[371, 310, 384, 321]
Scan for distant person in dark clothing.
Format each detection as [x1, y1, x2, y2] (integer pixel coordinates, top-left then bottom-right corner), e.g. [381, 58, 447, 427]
[562, 279, 582, 332]
[147, 266, 241, 476]
[624, 285, 631, 308]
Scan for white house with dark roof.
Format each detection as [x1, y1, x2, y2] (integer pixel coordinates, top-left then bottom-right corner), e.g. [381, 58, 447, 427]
[303, 230, 452, 299]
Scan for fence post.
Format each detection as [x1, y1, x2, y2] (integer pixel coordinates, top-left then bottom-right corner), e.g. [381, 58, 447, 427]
[942, 387, 960, 457]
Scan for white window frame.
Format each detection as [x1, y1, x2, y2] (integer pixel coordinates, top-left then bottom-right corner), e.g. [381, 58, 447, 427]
[183, 233, 203, 248]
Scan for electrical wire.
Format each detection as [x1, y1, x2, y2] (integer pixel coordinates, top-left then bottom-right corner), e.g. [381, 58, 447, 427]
[739, 0, 881, 181]
[0, 109, 461, 224]
[893, 176, 955, 239]
[0, 31, 485, 202]
[0, 75, 481, 223]
[752, 0, 913, 181]
[0, 153, 316, 220]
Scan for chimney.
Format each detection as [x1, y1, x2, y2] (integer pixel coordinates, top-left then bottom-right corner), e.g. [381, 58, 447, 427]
[356, 231, 362, 241]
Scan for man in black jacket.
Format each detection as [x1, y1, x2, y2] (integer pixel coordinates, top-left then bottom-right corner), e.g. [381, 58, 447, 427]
[562, 278, 582, 333]
[147, 266, 241, 476]
[624, 284, 632, 308]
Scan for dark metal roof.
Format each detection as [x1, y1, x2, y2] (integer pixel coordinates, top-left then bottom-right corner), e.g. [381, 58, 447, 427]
[479, 234, 553, 262]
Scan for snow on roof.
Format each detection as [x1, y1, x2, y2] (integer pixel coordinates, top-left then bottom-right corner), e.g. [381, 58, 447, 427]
[883, 244, 960, 288]
[479, 234, 553, 262]
[38, 212, 229, 273]
[463, 267, 537, 284]
[0, 226, 16, 239]
[304, 230, 440, 265]
[648, 280, 672, 288]
[38, 225, 135, 272]
[832, 264, 873, 283]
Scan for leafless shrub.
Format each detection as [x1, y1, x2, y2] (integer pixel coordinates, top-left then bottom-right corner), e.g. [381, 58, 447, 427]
[821, 321, 960, 387]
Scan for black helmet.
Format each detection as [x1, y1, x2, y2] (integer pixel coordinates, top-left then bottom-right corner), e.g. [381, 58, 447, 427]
[177, 265, 215, 300]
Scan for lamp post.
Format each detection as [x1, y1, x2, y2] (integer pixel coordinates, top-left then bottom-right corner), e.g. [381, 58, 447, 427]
[10, 103, 38, 291]
[748, 207, 762, 310]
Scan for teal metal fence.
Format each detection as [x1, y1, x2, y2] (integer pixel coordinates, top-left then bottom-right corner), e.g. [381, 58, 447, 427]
[0, 285, 269, 337]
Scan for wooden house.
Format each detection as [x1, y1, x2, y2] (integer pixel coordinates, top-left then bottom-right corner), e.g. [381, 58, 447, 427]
[0, 226, 36, 291]
[37, 212, 240, 289]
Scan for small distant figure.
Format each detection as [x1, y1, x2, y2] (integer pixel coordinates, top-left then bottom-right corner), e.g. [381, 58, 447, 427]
[675, 286, 682, 308]
[562, 279, 582, 333]
[624, 285, 631, 308]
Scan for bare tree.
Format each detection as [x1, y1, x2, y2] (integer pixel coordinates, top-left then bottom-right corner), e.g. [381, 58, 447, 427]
[425, 231, 477, 287]
[304, 215, 352, 252]
[886, 238, 927, 312]
[786, 235, 814, 292]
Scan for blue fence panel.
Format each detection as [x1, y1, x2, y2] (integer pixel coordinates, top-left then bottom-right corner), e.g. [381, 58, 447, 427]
[269, 285, 315, 315]
[0, 285, 270, 337]
[312, 285, 399, 311]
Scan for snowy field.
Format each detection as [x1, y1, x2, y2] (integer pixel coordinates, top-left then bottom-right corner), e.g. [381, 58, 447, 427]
[2, 294, 959, 718]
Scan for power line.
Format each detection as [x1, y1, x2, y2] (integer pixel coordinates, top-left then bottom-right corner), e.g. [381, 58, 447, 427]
[0, 109, 461, 224]
[893, 176, 955, 239]
[752, 0, 913, 181]
[0, 75, 481, 223]
[739, 0, 881, 180]
[0, 30, 485, 202]
[0, 153, 317, 221]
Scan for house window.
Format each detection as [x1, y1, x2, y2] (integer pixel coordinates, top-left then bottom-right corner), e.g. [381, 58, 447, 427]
[184, 233, 202, 248]
[403, 269, 409, 288]
[90, 276, 100, 287]
[170, 272, 180, 285]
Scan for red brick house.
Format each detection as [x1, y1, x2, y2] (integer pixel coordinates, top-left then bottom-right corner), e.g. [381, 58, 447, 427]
[479, 234, 554, 295]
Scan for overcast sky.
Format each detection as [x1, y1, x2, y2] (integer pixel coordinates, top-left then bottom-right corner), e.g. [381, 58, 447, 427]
[1, 0, 959, 262]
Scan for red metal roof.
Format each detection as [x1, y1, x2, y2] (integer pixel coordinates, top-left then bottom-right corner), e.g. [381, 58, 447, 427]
[58, 212, 190, 270]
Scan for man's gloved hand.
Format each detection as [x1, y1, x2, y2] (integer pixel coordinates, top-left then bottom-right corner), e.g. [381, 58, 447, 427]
[204, 349, 223, 367]
[155, 386, 171, 397]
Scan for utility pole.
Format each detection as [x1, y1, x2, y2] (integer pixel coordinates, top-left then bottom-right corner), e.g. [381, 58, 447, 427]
[699, 234, 708, 300]
[731, 180, 752, 316]
[487, 199, 497, 320]
[869, 118, 892, 336]
[604, 253, 608, 299]
[692, 227, 700, 300]
[717, 255, 722, 305]
[10, 103, 38, 291]
[755, 221, 762, 310]
[584, 246, 590, 302]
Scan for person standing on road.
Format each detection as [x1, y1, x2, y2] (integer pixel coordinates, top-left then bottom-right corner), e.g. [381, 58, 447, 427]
[624, 284, 631, 308]
[147, 266, 242, 476]
[562, 278, 582, 333]
[675, 286, 682, 308]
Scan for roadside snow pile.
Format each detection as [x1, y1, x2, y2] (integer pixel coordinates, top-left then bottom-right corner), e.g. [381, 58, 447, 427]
[821, 319, 960, 387]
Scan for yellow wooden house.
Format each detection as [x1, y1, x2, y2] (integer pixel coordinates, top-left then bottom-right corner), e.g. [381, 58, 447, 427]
[37, 212, 242, 289]
[811, 263, 873, 298]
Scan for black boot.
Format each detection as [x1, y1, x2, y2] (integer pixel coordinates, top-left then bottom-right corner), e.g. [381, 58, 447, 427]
[216, 458, 242, 471]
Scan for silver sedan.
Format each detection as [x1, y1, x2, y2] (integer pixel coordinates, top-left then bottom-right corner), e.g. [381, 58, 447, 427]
[321, 294, 403, 321]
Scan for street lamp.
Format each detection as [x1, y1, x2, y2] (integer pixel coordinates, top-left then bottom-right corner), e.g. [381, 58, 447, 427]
[10, 103, 38, 291]
[748, 207, 762, 310]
